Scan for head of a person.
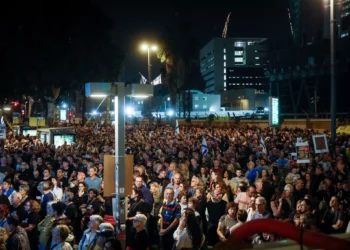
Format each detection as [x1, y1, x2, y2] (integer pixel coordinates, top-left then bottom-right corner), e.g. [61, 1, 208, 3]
[164, 188, 175, 203]
[37, 181, 51, 194]
[52, 225, 70, 243]
[255, 197, 266, 214]
[51, 201, 64, 217]
[134, 176, 143, 189]
[226, 202, 238, 218]
[150, 182, 160, 195]
[188, 197, 199, 211]
[96, 222, 115, 246]
[62, 192, 74, 204]
[212, 190, 223, 203]
[284, 184, 294, 198]
[56, 169, 64, 178]
[191, 176, 199, 188]
[300, 199, 311, 213]
[237, 209, 248, 223]
[19, 184, 30, 197]
[132, 214, 147, 230]
[11, 192, 22, 206]
[173, 173, 181, 185]
[89, 166, 97, 177]
[329, 195, 340, 208]
[2, 180, 11, 191]
[25, 200, 40, 214]
[88, 188, 99, 200]
[89, 215, 104, 231]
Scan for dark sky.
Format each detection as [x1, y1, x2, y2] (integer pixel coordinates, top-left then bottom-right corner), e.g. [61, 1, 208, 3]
[92, 0, 290, 82]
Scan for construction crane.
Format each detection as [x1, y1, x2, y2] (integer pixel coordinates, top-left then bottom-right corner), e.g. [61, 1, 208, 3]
[222, 12, 231, 38]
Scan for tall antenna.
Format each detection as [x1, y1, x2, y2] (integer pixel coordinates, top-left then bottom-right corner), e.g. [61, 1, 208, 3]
[222, 12, 231, 38]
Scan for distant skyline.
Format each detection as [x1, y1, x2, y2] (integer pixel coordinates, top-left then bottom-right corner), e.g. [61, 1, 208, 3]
[92, 0, 291, 82]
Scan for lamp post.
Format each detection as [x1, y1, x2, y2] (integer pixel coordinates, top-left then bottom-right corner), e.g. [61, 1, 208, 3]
[85, 82, 153, 232]
[330, 0, 336, 145]
[141, 44, 158, 84]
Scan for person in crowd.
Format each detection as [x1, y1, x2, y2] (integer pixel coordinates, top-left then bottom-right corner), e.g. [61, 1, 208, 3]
[38, 201, 55, 250]
[229, 209, 248, 233]
[22, 200, 41, 250]
[18, 184, 31, 205]
[159, 187, 181, 250]
[0, 227, 7, 250]
[37, 181, 55, 219]
[0, 205, 9, 230]
[173, 208, 204, 250]
[321, 196, 346, 234]
[51, 177, 63, 201]
[103, 237, 122, 250]
[95, 222, 115, 249]
[2, 180, 14, 198]
[84, 166, 102, 191]
[78, 214, 103, 250]
[217, 202, 238, 242]
[62, 192, 77, 227]
[50, 225, 73, 250]
[10, 192, 26, 222]
[6, 216, 30, 250]
[127, 214, 150, 250]
[252, 197, 272, 220]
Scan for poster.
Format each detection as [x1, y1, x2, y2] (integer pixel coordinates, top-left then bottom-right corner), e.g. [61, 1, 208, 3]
[312, 134, 329, 154]
[296, 141, 310, 163]
[0, 124, 6, 139]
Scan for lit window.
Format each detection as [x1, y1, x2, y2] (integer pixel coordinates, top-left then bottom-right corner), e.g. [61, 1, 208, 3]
[255, 57, 259, 59]
[223, 48, 226, 53]
[224, 68, 226, 73]
[224, 75, 226, 80]
[194, 105, 199, 108]
[194, 96, 199, 101]
[224, 62, 226, 66]
[203, 105, 207, 109]
[235, 51, 243, 56]
[235, 58, 243, 63]
[224, 81, 226, 87]
[234, 41, 245, 47]
[255, 63, 260, 65]
[223, 55, 226, 60]
[203, 97, 207, 101]
[224, 88, 226, 91]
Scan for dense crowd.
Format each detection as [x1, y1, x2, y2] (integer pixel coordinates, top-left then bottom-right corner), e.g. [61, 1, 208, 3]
[0, 124, 349, 250]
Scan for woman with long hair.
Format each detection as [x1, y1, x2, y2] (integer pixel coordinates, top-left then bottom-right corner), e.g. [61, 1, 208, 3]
[51, 177, 63, 201]
[173, 208, 204, 250]
[22, 200, 41, 250]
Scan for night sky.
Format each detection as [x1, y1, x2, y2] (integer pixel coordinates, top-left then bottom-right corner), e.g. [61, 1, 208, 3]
[92, 0, 290, 81]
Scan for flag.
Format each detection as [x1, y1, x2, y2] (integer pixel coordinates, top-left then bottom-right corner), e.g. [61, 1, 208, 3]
[94, 123, 98, 134]
[260, 137, 267, 154]
[151, 74, 162, 85]
[139, 72, 147, 84]
[202, 137, 208, 155]
[175, 120, 179, 134]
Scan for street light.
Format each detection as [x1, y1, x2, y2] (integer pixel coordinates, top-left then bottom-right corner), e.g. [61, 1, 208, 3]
[329, 0, 336, 145]
[140, 43, 158, 84]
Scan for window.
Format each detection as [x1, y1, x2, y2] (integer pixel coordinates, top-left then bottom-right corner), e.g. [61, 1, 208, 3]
[248, 41, 254, 45]
[194, 104, 199, 109]
[234, 41, 245, 47]
[203, 105, 207, 109]
[235, 58, 243, 63]
[194, 96, 199, 101]
[203, 97, 207, 101]
[255, 63, 260, 65]
[224, 81, 226, 87]
[224, 75, 226, 80]
[234, 51, 243, 56]
[255, 57, 259, 59]
[223, 55, 226, 60]
[224, 68, 226, 73]
[224, 88, 226, 91]
[224, 62, 226, 67]
[223, 48, 226, 53]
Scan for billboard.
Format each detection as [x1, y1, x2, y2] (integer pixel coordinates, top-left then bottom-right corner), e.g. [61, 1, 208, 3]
[268, 97, 279, 126]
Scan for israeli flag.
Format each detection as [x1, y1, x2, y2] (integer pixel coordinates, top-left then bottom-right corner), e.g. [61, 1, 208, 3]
[151, 74, 162, 85]
[202, 137, 208, 155]
[175, 120, 179, 134]
[139, 72, 148, 84]
[94, 123, 98, 135]
[260, 137, 267, 154]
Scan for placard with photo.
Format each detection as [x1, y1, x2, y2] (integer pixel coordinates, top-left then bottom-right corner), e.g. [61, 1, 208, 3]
[296, 141, 310, 163]
[312, 134, 329, 154]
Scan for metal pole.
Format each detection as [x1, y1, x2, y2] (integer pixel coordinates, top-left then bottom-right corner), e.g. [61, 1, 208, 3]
[314, 88, 317, 115]
[115, 82, 126, 229]
[330, 0, 336, 145]
[147, 48, 152, 84]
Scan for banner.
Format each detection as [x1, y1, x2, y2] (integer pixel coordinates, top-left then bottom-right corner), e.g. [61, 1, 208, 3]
[312, 134, 329, 154]
[296, 141, 310, 163]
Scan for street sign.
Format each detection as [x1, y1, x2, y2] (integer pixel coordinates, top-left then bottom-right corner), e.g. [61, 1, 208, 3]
[0, 124, 6, 139]
[268, 97, 279, 126]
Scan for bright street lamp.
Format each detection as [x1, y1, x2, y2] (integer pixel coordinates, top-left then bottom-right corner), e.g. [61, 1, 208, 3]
[140, 43, 158, 84]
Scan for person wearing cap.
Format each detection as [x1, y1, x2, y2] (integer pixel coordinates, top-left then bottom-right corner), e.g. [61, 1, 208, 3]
[127, 214, 150, 250]
[95, 222, 115, 249]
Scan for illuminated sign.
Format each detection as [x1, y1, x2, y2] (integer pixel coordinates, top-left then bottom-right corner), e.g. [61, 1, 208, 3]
[60, 110, 67, 121]
[269, 97, 279, 126]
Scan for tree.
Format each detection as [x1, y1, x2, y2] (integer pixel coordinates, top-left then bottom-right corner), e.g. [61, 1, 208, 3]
[157, 22, 205, 118]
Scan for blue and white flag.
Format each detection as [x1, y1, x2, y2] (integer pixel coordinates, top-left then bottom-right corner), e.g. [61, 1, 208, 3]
[202, 137, 208, 155]
[151, 74, 162, 85]
[94, 123, 98, 134]
[139, 72, 148, 84]
[175, 120, 179, 134]
[260, 137, 267, 154]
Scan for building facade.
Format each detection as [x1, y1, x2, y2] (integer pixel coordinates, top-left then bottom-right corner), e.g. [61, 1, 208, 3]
[200, 37, 269, 94]
[341, 0, 350, 37]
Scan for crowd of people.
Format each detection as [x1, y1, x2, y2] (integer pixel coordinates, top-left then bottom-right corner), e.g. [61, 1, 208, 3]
[0, 123, 349, 250]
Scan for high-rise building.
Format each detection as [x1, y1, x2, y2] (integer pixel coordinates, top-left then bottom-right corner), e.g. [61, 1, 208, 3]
[341, 0, 350, 37]
[200, 38, 268, 94]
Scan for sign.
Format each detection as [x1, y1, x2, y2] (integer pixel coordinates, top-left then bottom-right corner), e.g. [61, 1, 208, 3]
[60, 110, 67, 121]
[312, 134, 329, 154]
[268, 97, 279, 126]
[296, 141, 310, 164]
[0, 124, 6, 139]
